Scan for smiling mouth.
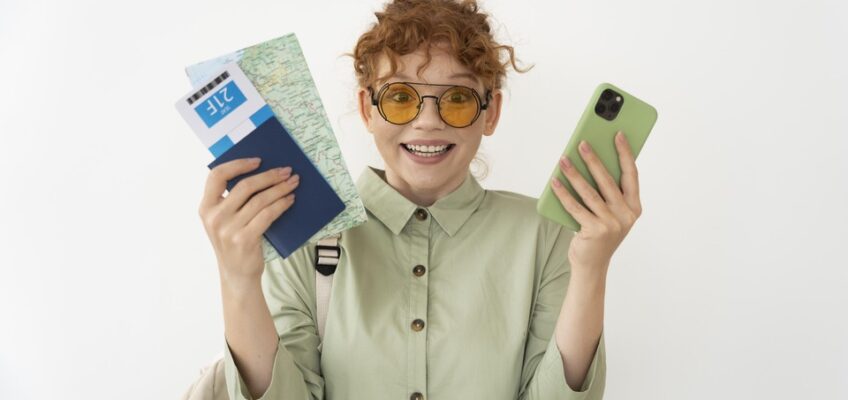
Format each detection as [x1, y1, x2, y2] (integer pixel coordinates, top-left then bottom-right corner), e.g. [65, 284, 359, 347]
[401, 143, 456, 157]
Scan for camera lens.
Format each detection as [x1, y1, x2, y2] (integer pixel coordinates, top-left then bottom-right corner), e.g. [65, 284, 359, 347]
[601, 90, 613, 101]
[611, 103, 621, 112]
[595, 103, 606, 114]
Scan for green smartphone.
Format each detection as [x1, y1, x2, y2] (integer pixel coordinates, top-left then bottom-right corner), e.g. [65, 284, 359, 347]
[536, 82, 658, 231]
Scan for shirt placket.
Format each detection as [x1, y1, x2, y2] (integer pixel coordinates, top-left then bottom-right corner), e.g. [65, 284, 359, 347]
[406, 207, 430, 400]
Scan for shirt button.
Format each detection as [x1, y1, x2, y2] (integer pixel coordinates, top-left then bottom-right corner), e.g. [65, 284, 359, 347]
[413, 265, 426, 277]
[411, 319, 425, 331]
[414, 208, 428, 221]
[410, 392, 424, 400]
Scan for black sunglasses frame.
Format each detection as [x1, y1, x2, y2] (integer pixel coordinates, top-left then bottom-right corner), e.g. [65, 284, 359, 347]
[367, 81, 492, 128]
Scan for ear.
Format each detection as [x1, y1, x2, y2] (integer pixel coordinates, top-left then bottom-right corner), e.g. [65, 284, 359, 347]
[357, 87, 375, 134]
[482, 89, 503, 137]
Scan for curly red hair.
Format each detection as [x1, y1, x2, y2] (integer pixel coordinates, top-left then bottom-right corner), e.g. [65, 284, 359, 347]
[350, 0, 531, 91]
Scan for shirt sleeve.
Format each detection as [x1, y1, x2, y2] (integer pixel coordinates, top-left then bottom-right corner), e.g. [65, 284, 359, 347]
[517, 223, 607, 400]
[222, 240, 325, 400]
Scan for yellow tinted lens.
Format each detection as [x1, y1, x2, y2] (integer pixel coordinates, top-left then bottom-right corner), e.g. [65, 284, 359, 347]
[439, 86, 480, 127]
[379, 84, 420, 124]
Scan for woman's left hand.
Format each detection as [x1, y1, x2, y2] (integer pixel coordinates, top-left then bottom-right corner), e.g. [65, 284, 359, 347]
[550, 131, 643, 277]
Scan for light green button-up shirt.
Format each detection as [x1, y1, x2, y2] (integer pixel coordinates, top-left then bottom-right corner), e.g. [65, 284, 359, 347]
[223, 166, 606, 400]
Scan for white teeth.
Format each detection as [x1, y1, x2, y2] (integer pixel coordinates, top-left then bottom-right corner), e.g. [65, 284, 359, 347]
[404, 144, 450, 153]
[403, 143, 453, 157]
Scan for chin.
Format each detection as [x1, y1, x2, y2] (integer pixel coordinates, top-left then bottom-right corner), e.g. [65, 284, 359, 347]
[382, 145, 472, 188]
[398, 168, 446, 187]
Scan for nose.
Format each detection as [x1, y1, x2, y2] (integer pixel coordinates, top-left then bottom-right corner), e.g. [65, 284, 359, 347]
[411, 95, 445, 130]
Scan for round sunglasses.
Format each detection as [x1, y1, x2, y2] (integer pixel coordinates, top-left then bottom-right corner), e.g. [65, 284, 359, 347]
[368, 82, 492, 128]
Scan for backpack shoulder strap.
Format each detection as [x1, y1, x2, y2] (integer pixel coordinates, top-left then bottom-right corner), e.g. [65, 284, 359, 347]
[314, 233, 341, 343]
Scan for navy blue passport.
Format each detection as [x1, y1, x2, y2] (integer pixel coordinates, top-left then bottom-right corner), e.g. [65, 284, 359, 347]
[207, 116, 345, 259]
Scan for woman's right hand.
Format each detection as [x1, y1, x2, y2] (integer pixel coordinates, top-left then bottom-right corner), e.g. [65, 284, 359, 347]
[198, 157, 300, 286]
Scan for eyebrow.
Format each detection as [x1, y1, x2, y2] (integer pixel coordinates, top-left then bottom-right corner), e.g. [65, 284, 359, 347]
[447, 73, 480, 83]
[388, 72, 480, 86]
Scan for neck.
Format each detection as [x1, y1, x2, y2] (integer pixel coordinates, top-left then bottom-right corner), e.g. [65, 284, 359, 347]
[381, 168, 467, 207]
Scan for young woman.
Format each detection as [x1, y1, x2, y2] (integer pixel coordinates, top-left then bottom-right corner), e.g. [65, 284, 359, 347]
[198, 1, 642, 399]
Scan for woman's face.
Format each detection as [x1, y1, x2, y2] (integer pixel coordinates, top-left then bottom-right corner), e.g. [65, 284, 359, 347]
[357, 44, 503, 206]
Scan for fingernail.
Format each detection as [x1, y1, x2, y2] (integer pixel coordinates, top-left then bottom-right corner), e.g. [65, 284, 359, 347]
[250, 157, 261, 164]
[560, 155, 572, 169]
[277, 167, 292, 176]
[616, 131, 625, 142]
[551, 177, 562, 188]
[579, 140, 590, 153]
[289, 174, 300, 182]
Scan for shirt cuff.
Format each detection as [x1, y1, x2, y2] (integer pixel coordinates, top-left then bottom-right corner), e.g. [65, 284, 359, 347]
[223, 336, 308, 400]
[534, 331, 607, 399]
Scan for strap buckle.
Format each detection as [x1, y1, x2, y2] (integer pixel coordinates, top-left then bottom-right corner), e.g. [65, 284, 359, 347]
[314, 233, 341, 276]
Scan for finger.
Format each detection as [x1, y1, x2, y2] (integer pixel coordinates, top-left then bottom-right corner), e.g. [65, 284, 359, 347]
[615, 131, 642, 214]
[221, 166, 293, 215]
[577, 140, 626, 208]
[559, 155, 615, 220]
[243, 192, 297, 238]
[551, 175, 599, 227]
[234, 174, 300, 228]
[201, 157, 262, 211]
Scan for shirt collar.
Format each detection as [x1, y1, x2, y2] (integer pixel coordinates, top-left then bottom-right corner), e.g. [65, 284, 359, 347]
[355, 166, 486, 237]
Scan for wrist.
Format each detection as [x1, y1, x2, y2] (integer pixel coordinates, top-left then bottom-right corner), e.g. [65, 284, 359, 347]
[569, 262, 609, 285]
[219, 270, 263, 297]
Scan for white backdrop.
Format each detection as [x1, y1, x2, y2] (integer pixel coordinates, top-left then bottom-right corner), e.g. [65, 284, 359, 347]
[1, 0, 846, 399]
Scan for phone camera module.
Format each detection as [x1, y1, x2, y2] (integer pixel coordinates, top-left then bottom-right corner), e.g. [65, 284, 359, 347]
[595, 88, 624, 121]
